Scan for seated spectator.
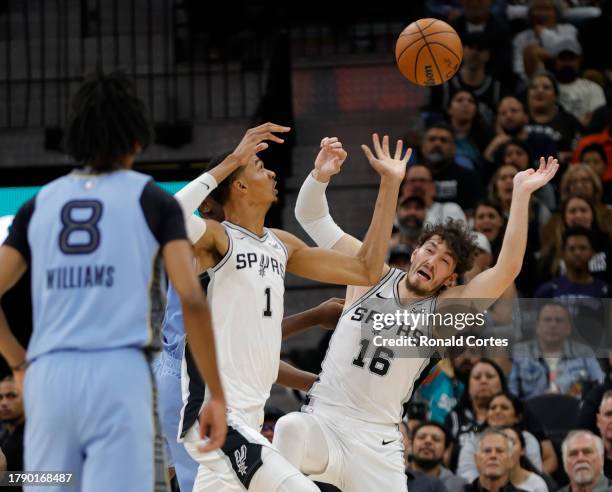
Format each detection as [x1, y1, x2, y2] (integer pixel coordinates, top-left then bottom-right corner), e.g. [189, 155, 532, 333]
[526, 73, 583, 162]
[446, 359, 508, 470]
[513, 0, 578, 80]
[539, 193, 612, 283]
[463, 429, 524, 492]
[560, 163, 611, 214]
[390, 193, 427, 251]
[578, 381, 612, 435]
[457, 392, 558, 480]
[577, 144, 612, 204]
[558, 430, 611, 492]
[451, 0, 513, 82]
[501, 426, 550, 492]
[411, 421, 468, 492]
[596, 390, 612, 477]
[571, 112, 612, 182]
[401, 164, 467, 226]
[550, 38, 607, 128]
[484, 96, 558, 181]
[420, 123, 485, 213]
[416, 348, 483, 424]
[447, 90, 494, 173]
[0, 376, 24, 484]
[534, 227, 610, 346]
[400, 421, 451, 492]
[508, 301, 604, 399]
[428, 31, 513, 128]
[473, 201, 506, 261]
[493, 139, 556, 210]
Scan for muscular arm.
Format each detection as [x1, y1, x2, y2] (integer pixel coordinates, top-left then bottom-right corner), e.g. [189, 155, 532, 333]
[276, 361, 317, 392]
[444, 157, 558, 308]
[281, 298, 344, 339]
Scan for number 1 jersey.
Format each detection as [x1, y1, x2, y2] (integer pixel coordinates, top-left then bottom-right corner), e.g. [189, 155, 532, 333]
[179, 221, 287, 437]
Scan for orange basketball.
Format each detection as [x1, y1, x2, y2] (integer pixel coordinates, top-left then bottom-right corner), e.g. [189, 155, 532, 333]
[395, 18, 463, 86]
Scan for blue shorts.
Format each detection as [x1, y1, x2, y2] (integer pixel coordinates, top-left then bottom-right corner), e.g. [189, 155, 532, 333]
[153, 350, 198, 492]
[24, 348, 169, 492]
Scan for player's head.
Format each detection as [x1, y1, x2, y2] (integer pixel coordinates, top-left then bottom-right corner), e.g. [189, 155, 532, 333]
[405, 219, 478, 296]
[64, 70, 154, 172]
[207, 153, 277, 210]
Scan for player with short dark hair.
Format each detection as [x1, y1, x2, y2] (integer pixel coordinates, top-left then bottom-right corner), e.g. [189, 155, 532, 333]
[0, 70, 226, 492]
[172, 124, 409, 492]
[275, 137, 558, 492]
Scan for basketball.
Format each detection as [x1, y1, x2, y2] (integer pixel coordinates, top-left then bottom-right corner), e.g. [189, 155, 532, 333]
[395, 18, 463, 86]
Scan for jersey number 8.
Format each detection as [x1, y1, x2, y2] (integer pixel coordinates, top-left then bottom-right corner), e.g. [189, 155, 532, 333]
[59, 200, 103, 255]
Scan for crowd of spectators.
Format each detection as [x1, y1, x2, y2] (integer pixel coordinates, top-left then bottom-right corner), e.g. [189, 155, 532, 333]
[392, 0, 612, 490]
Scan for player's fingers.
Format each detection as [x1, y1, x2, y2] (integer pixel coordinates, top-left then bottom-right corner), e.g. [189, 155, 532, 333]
[394, 140, 403, 160]
[382, 135, 390, 157]
[538, 156, 545, 171]
[260, 122, 291, 133]
[263, 132, 285, 144]
[320, 137, 328, 147]
[327, 142, 343, 150]
[361, 144, 375, 163]
[372, 134, 383, 157]
[402, 147, 413, 165]
[255, 143, 268, 152]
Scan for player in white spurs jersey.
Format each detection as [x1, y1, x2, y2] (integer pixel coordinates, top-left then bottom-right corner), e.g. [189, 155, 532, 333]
[173, 125, 412, 492]
[273, 137, 559, 492]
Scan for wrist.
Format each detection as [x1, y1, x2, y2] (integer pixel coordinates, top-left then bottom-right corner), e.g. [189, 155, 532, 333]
[311, 169, 331, 183]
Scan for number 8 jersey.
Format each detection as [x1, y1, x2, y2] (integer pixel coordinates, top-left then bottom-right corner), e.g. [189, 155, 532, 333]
[4, 169, 187, 361]
[179, 221, 287, 437]
[307, 268, 438, 425]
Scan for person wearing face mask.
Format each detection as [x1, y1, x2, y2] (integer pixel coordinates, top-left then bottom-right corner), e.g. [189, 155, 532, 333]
[551, 38, 606, 129]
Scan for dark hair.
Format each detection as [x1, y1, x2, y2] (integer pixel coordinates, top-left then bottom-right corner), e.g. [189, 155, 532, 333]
[562, 226, 594, 249]
[469, 358, 508, 394]
[494, 138, 532, 168]
[580, 143, 608, 165]
[475, 199, 505, 219]
[561, 193, 596, 227]
[499, 425, 540, 474]
[416, 218, 479, 276]
[412, 421, 451, 449]
[425, 121, 455, 138]
[64, 70, 154, 171]
[205, 151, 243, 206]
[488, 391, 525, 423]
[536, 300, 571, 321]
[530, 72, 560, 98]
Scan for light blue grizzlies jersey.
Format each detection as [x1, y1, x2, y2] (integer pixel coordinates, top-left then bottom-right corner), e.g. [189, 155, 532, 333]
[23, 170, 177, 360]
[162, 281, 187, 360]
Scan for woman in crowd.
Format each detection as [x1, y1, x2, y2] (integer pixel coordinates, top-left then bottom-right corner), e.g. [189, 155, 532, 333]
[502, 426, 553, 492]
[456, 391, 558, 480]
[473, 201, 506, 261]
[527, 73, 582, 160]
[539, 193, 612, 282]
[445, 359, 507, 471]
[447, 89, 493, 173]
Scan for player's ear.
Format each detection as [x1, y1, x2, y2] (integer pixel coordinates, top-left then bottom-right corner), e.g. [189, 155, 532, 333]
[443, 273, 457, 289]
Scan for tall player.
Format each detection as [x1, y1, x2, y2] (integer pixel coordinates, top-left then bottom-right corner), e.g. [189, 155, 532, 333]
[172, 124, 411, 492]
[0, 71, 226, 492]
[156, 166, 343, 492]
[272, 137, 559, 492]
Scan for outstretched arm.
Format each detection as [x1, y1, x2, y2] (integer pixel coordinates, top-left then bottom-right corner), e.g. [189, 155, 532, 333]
[276, 361, 317, 392]
[175, 122, 290, 243]
[448, 156, 559, 304]
[282, 298, 344, 339]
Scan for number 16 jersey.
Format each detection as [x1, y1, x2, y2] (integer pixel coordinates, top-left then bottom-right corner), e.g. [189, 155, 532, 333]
[180, 221, 287, 437]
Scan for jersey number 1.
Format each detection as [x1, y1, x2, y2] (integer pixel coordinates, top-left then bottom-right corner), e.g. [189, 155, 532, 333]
[352, 338, 394, 376]
[263, 287, 272, 317]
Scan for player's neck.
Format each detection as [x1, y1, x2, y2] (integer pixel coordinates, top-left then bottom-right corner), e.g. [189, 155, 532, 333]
[398, 277, 436, 301]
[224, 202, 267, 237]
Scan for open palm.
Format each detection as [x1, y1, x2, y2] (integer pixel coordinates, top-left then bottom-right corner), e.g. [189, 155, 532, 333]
[361, 133, 412, 182]
[513, 156, 559, 194]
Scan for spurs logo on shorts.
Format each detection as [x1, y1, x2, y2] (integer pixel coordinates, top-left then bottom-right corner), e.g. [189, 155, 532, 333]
[235, 445, 248, 476]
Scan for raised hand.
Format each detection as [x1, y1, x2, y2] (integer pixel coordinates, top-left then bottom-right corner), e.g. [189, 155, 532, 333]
[313, 137, 348, 182]
[513, 156, 559, 195]
[231, 122, 291, 167]
[314, 297, 345, 330]
[361, 134, 412, 183]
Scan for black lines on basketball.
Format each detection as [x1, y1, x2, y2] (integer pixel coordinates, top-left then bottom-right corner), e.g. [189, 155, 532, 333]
[415, 22, 443, 85]
[427, 42, 462, 61]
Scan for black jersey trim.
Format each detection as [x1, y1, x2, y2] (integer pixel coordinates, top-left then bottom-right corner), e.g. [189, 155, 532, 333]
[212, 226, 234, 272]
[145, 250, 166, 352]
[401, 356, 439, 418]
[341, 267, 397, 318]
[179, 272, 211, 437]
[220, 425, 264, 489]
[224, 221, 269, 242]
[393, 273, 436, 308]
